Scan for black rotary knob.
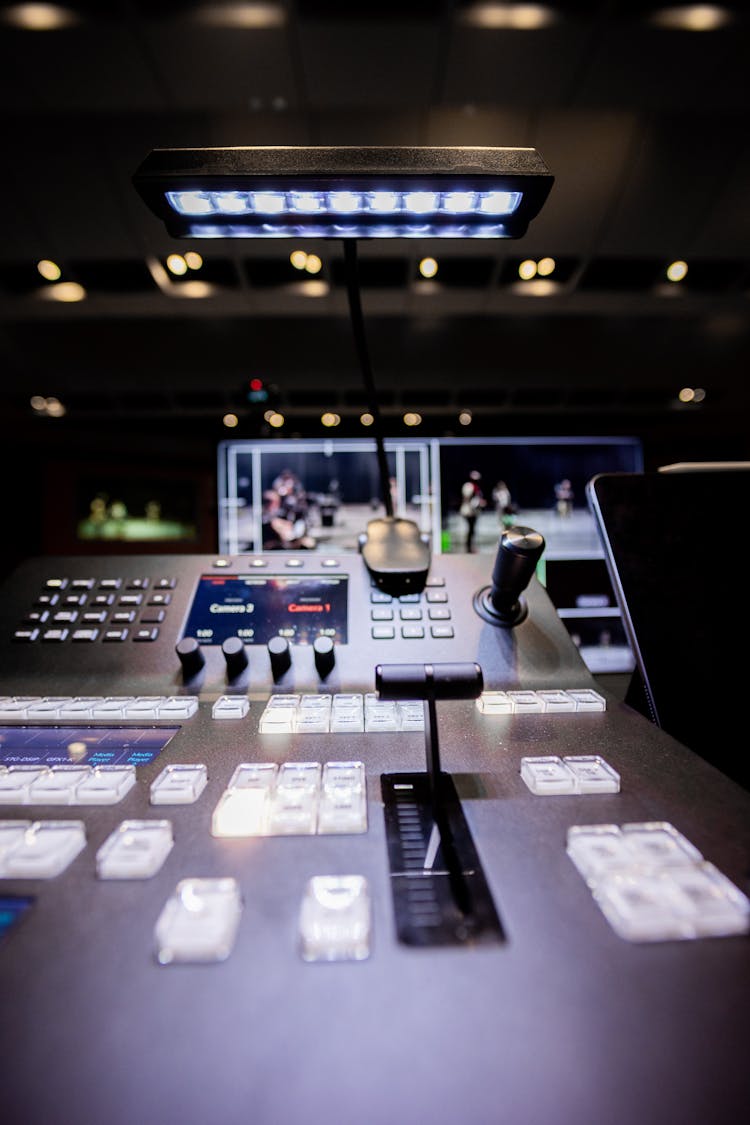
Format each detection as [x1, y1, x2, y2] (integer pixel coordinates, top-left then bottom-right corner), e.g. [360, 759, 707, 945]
[176, 636, 205, 678]
[313, 635, 336, 679]
[474, 526, 546, 628]
[222, 635, 249, 679]
[268, 636, 292, 680]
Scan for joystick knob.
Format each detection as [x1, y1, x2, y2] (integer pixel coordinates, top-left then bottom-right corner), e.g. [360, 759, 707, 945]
[475, 526, 545, 627]
[313, 635, 336, 679]
[268, 635, 292, 680]
[222, 635, 249, 679]
[176, 636, 205, 678]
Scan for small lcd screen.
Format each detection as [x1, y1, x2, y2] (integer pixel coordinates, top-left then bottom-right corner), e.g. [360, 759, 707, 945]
[183, 574, 349, 646]
[0, 727, 179, 767]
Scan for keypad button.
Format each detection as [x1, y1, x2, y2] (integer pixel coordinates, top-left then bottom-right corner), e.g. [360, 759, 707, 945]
[99, 578, 122, 590]
[430, 625, 455, 639]
[119, 594, 143, 607]
[156, 577, 177, 589]
[401, 625, 425, 639]
[52, 610, 78, 624]
[399, 607, 423, 620]
[13, 628, 39, 642]
[127, 578, 149, 589]
[70, 578, 95, 590]
[133, 627, 159, 642]
[71, 628, 99, 642]
[371, 625, 395, 639]
[44, 578, 68, 590]
[36, 593, 59, 607]
[24, 610, 49, 624]
[63, 594, 87, 607]
[370, 607, 393, 621]
[148, 593, 171, 606]
[92, 594, 115, 607]
[41, 628, 68, 642]
[425, 589, 449, 603]
[103, 628, 128, 642]
[82, 610, 107, 623]
[140, 609, 165, 624]
[111, 611, 136, 624]
[428, 606, 451, 620]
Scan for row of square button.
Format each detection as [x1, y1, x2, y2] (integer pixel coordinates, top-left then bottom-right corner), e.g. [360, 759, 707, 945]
[211, 761, 367, 837]
[567, 822, 750, 942]
[0, 696, 199, 721]
[476, 688, 606, 714]
[258, 693, 424, 734]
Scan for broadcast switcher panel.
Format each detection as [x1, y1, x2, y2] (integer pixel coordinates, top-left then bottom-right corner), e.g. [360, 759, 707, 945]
[0, 550, 748, 1125]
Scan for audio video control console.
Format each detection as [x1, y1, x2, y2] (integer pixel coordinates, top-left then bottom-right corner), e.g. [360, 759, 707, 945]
[0, 548, 748, 1125]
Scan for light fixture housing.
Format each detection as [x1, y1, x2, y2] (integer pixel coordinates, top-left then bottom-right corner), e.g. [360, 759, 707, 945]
[133, 146, 553, 240]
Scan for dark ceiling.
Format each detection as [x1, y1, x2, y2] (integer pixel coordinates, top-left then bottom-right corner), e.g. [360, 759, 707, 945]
[0, 0, 748, 457]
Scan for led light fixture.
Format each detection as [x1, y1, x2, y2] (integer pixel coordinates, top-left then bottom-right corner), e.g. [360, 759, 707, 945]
[133, 146, 553, 240]
[133, 144, 554, 595]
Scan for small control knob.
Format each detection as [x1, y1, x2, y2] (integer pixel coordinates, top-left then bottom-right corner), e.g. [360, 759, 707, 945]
[176, 636, 205, 678]
[222, 635, 249, 679]
[268, 636, 292, 680]
[313, 635, 335, 679]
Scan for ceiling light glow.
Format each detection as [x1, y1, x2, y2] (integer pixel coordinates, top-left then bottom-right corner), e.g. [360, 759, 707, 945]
[666, 260, 688, 282]
[649, 5, 732, 31]
[419, 257, 438, 279]
[518, 259, 537, 280]
[459, 411, 473, 426]
[192, 3, 287, 29]
[37, 259, 61, 281]
[305, 254, 322, 275]
[321, 412, 340, 428]
[267, 412, 284, 428]
[360, 413, 374, 427]
[403, 412, 422, 427]
[42, 281, 86, 302]
[460, 3, 557, 31]
[184, 251, 203, 270]
[290, 249, 308, 270]
[2, 4, 79, 30]
[537, 256, 555, 276]
[167, 254, 188, 275]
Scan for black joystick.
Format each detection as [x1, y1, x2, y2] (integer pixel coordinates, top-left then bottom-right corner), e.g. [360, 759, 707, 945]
[474, 526, 545, 627]
[313, 635, 336, 679]
[268, 635, 292, 680]
[176, 635, 205, 678]
[222, 635, 249, 679]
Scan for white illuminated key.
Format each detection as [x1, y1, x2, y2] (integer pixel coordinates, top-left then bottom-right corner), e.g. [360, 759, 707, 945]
[397, 701, 425, 730]
[212, 789, 268, 837]
[0, 820, 86, 878]
[123, 697, 166, 720]
[536, 689, 577, 713]
[156, 697, 199, 720]
[318, 787, 367, 834]
[508, 690, 544, 714]
[97, 820, 174, 879]
[566, 689, 606, 712]
[150, 763, 207, 805]
[0, 820, 32, 863]
[621, 822, 703, 867]
[155, 877, 243, 964]
[75, 765, 136, 805]
[364, 701, 399, 732]
[298, 875, 371, 962]
[0, 766, 49, 804]
[567, 824, 631, 885]
[322, 762, 364, 793]
[521, 756, 576, 795]
[28, 765, 91, 805]
[475, 691, 512, 715]
[211, 695, 250, 719]
[25, 698, 71, 719]
[91, 697, 135, 719]
[0, 700, 32, 720]
[57, 697, 100, 720]
[564, 755, 620, 794]
[227, 763, 277, 790]
[267, 787, 318, 835]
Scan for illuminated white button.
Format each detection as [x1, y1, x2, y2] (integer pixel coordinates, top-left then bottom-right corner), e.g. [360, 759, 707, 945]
[663, 862, 750, 939]
[521, 757, 576, 795]
[537, 689, 576, 713]
[156, 697, 199, 719]
[259, 702, 297, 733]
[318, 787, 367, 834]
[0, 820, 86, 879]
[155, 877, 243, 964]
[330, 709, 364, 733]
[476, 691, 512, 715]
[397, 701, 424, 731]
[57, 697, 100, 719]
[123, 697, 165, 720]
[0, 766, 49, 803]
[267, 787, 318, 835]
[91, 697, 135, 719]
[508, 690, 544, 714]
[621, 822, 703, 867]
[25, 698, 71, 718]
[592, 868, 687, 942]
[212, 696, 250, 719]
[97, 819, 174, 879]
[298, 875, 371, 962]
[212, 788, 268, 837]
[227, 763, 277, 790]
[0, 820, 32, 862]
[567, 825, 631, 885]
[277, 762, 321, 792]
[150, 763, 208, 805]
[564, 755, 620, 794]
[265, 694, 300, 709]
[323, 762, 364, 792]
[566, 688, 606, 712]
[295, 711, 330, 733]
[75, 765, 136, 805]
[28, 765, 91, 804]
[364, 701, 399, 732]
[0, 700, 31, 719]
[285, 558, 304, 567]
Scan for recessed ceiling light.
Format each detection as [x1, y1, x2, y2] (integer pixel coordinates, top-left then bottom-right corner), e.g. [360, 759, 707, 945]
[666, 260, 688, 282]
[419, 257, 438, 279]
[459, 4, 557, 31]
[191, 3, 286, 29]
[649, 5, 732, 31]
[37, 259, 61, 281]
[2, 4, 80, 30]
